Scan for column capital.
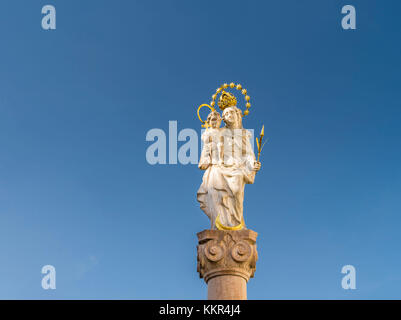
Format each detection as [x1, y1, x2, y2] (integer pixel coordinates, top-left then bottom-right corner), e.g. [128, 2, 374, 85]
[197, 229, 258, 283]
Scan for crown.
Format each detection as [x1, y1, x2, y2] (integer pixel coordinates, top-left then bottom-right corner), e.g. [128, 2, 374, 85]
[217, 91, 237, 110]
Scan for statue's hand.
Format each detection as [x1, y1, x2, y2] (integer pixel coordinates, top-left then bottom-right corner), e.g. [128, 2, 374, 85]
[199, 163, 210, 170]
[253, 161, 261, 172]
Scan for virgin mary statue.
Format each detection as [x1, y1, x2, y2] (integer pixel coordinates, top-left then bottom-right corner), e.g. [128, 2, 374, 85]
[197, 102, 261, 230]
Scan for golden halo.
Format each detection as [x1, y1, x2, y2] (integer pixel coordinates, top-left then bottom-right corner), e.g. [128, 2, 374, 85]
[211, 82, 251, 117]
[197, 104, 215, 128]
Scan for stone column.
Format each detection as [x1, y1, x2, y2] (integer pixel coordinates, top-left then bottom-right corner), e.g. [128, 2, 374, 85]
[196, 229, 258, 300]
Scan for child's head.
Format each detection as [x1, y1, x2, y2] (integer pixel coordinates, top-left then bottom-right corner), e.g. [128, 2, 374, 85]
[206, 110, 222, 129]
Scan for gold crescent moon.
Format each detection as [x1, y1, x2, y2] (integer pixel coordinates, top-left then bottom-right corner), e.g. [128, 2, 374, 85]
[215, 214, 244, 231]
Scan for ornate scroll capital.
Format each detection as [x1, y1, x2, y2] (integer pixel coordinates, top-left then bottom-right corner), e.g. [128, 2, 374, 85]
[197, 229, 258, 283]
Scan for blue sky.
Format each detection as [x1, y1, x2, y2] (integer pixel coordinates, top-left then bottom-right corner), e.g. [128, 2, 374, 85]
[0, 0, 400, 299]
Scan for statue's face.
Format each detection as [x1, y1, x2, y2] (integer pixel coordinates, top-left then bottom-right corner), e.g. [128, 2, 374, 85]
[223, 107, 237, 127]
[207, 111, 221, 128]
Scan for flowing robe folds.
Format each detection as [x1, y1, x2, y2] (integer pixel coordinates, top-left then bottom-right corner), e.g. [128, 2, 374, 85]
[197, 128, 256, 229]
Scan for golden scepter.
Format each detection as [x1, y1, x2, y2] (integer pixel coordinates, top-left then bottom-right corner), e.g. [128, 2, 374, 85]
[256, 125, 266, 162]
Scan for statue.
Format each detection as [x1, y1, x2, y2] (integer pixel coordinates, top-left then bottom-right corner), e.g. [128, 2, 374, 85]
[196, 83, 264, 230]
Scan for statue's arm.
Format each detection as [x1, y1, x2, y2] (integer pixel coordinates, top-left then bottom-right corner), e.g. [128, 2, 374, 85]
[198, 133, 211, 170]
[243, 130, 261, 183]
[199, 147, 211, 170]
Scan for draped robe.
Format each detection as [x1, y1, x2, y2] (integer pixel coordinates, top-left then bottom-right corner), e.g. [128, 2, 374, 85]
[197, 127, 256, 229]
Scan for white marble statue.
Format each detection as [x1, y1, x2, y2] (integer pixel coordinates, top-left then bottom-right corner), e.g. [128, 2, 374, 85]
[197, 105, 261, 230]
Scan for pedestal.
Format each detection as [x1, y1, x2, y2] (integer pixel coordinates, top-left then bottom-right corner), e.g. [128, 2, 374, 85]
[196, 229, 258, 300]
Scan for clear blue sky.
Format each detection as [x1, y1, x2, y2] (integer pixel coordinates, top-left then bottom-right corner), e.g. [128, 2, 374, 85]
[0, 0, 400, 299]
